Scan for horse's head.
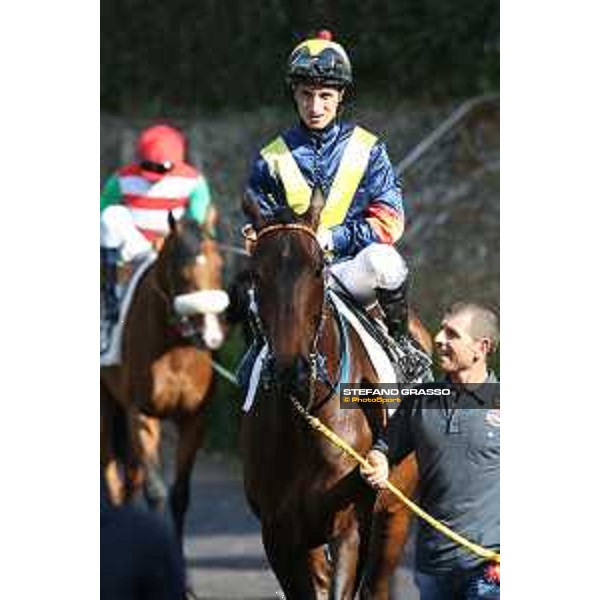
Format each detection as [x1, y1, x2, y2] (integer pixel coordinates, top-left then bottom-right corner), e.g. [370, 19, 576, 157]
[156, 214, 228, 349]
[244, 188, 326, 391]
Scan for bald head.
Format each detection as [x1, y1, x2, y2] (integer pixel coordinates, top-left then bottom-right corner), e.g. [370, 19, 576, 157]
[444, 302, 500, 353]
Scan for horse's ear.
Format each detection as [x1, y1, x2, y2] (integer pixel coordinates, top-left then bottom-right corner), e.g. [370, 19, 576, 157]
[302, 186, 325, 231]
[242, 191, 265, 230]
[168, 211, 177, 233]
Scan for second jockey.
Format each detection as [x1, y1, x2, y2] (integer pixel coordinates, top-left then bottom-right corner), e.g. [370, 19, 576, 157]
[100, 123, 217, 345]
[244, 31, 427, 379]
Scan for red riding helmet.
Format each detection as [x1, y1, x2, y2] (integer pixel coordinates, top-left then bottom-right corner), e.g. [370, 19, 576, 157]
[136, 125, 186, 177]
[286, 30, 352, 89]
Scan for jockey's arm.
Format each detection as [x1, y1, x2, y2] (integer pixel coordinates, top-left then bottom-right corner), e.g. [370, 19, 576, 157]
[186, 175, 213, 228]
[246, 154, 285, 219]
[204, 205, 218, 236]
[100, 174, 123, 214]
[329, 143, 405, 258]
[241, 156, 284, 254]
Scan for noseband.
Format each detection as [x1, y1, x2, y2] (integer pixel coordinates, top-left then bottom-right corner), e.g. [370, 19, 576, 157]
[152, 242, 212, 349]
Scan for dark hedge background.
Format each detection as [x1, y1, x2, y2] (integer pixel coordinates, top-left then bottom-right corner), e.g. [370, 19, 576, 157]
[101, 0, 499, 114]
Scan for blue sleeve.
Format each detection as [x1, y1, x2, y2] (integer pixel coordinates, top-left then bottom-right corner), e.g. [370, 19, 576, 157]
[365, 142, 404, 216]
[245, 153, 286, 224]
[331, 142, 405, 257]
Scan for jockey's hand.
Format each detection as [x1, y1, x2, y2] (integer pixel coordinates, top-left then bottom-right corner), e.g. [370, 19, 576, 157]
[316, 229, 334, 253]
[241, 223, 257, 255]
[360, 449, 389, 490]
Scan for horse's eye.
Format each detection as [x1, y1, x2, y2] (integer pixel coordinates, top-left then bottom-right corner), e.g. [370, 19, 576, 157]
[315, 265, 324, 278]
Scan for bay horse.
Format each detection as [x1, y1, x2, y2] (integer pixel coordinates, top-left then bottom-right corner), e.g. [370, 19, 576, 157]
[241, 189, 430, 599]
[100, 214, 228, 542]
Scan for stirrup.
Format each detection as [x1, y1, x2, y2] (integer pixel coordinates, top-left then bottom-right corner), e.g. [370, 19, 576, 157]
[390, 335, 433, 383]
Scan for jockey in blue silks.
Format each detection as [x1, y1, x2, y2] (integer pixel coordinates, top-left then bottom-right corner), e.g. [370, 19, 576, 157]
[240, 30, 428, 387]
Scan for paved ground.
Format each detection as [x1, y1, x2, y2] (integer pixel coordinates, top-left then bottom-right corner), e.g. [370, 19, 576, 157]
[176, 451, 420, 599]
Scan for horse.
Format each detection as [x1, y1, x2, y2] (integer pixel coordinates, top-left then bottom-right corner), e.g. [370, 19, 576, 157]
[100, 214, 228, 542]
[240, 189, 431, 599]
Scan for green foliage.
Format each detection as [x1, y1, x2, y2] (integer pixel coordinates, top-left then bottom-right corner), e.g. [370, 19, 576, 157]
[101, 0, 499, 114]
[203, 326, 247, 453]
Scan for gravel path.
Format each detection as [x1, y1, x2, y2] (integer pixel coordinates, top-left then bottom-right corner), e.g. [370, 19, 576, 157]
[178, 452, 419, 599]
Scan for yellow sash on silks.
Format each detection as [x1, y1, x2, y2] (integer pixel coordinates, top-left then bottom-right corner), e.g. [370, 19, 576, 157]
[260, 126, 378, 229]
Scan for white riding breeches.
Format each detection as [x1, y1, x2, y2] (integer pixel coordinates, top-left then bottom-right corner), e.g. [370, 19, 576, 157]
[329, 244, 408, 304]
[100, 205, 153, 262]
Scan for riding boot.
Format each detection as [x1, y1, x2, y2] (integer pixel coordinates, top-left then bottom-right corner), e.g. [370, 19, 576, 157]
[376, 281, 432, 383]
[101, 247, 120, 326]
[376, 280, 409, 341]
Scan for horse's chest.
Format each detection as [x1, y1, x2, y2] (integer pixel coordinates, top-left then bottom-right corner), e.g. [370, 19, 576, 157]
[149, 347, 212, 412]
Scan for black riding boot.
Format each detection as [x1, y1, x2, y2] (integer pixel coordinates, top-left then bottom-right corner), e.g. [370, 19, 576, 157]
[376, 281, 432, 383]
[376, 280, 410, 342]
[101, 247, 120, 325]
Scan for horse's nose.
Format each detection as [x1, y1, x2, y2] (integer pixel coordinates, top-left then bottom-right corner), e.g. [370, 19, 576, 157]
[293, 355, 311, 384]
[273, 355, 311, 387]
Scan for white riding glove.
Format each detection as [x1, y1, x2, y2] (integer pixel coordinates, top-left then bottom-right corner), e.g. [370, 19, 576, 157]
[316, 229, 334, 253]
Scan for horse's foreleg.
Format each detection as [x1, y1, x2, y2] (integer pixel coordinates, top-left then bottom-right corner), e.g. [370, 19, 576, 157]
[330, 510, 368, 600]
[120, 407, 145, 502]
[262, 526, 325, 600]
[307, 546, 332, 599]
[170, 413, 206, 542]
[138, 414, 168, 511]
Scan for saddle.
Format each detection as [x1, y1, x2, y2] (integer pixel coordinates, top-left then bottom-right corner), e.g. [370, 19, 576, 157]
[240, 289, 432, 413]
[100, 253, 157, 365]
[329, 289, 433, 384]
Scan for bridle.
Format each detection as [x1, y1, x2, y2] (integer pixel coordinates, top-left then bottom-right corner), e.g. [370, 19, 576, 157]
[251, 223, 344, 411]
[254, 222, 320, 244]
[151, 241, 212, 349]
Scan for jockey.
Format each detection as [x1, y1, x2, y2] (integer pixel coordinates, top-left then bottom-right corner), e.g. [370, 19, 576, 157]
[245, 31, 415, 361]
[100, 124, 217, 338]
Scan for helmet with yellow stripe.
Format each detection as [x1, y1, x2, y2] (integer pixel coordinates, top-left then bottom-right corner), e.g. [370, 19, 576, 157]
[286, 30, 352, 89]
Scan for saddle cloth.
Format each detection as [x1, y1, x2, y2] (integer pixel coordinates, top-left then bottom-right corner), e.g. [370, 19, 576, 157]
[100, 253, 156, 367]
[242, 291, 398, 416]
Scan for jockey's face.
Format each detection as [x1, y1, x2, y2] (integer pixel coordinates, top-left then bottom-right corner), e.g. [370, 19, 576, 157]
[434, 312, 490, 375]
[293, 83, 344, 130]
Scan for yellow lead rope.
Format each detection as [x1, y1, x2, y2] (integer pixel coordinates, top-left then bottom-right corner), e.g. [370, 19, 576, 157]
[295, 401, 500, 564]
